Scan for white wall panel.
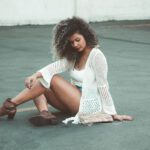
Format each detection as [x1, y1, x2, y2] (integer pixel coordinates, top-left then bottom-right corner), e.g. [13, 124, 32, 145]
[0, 0, 150, 26]
[0, 0, 74, 25]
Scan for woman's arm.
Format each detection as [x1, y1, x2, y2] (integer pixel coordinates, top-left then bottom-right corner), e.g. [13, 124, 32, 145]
[92, 50, 133, 121]
[25, 58, 70, 89]
[37, 58, 71, 88]
[24, 72, 42, 89]
[92, 50, 117, 115]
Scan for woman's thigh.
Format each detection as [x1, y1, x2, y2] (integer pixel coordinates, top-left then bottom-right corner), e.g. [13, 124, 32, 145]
[44, 89, 70, 113]
[48, 75, 81, 114]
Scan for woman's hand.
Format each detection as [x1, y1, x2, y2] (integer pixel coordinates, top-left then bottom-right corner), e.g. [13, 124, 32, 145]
[24, 74, 37, 89]
[25, 72, 42, 89]
[112, 114, 134, 121]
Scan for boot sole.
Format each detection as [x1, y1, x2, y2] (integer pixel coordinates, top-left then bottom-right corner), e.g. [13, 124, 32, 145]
[29, 115, 58, 126]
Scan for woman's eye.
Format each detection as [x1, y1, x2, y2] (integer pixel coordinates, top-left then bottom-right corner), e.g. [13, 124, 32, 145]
[70, 38, 80, 45]
[76, 38, 80, 42]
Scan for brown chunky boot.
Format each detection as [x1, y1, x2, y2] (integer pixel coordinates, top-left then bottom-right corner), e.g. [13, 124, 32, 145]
[0, 98, 17, 119]
[29, 110, 58, 126]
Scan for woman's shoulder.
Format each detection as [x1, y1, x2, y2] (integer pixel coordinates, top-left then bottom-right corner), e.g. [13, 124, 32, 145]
[90, 47, 107, 66]
[92, 47, 106, 58]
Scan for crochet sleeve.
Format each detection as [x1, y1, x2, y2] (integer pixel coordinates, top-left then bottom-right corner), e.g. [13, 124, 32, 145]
[37, 58, 70, 88]
[92, 50, 117, 115]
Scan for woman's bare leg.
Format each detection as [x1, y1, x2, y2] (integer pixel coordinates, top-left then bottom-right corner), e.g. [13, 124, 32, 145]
[33, 90, 71, 114]
[11, 80, 46, 105]
[28, 76, 80, 126]
[9, 75, 79, 117]
[48, 75, 81, 115]
[44, 89, 71, 114]
[29, 77, 80, 126]
[0, 80, 48, 120]
[33, 95, 49, 112]
[29, 94, 58, 126]
[9, 74, 80, 114]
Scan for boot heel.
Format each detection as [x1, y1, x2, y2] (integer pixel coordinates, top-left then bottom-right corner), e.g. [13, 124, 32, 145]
[0, 98, 17, 119]
[8, 110, 16, 120]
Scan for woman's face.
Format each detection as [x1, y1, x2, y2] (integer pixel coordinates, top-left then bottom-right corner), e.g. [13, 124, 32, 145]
[69, 32, 87, 52]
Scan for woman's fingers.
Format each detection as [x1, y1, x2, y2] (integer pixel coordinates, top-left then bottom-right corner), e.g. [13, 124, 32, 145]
[122, 115, 134, 121]
[25, 77, 34, 89]
[29, 79, 34, 88]
[113, 115, 123, 121]
[24, 78, 29, 88]
[24, 74, 38, 89]
[112, 114, 134, 121]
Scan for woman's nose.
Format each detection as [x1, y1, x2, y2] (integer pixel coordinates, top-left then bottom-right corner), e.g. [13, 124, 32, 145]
[73, 42, 78, 47]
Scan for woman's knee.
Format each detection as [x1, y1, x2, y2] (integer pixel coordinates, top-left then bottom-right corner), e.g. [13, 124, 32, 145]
[50, 75, 62, 88]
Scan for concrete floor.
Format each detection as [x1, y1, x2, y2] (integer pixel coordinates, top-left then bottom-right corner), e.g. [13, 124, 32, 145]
[0, 20, 150, 150]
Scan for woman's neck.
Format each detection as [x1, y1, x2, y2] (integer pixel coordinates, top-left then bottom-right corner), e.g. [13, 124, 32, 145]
[78, 47, 92, 58]
[74, 47, 92, 70]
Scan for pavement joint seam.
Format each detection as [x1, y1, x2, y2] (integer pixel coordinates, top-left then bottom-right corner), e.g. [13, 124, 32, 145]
[17, 105, 51, 112]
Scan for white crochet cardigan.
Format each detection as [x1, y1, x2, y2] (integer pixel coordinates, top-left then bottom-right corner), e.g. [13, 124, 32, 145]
[38, 48, 117, 124]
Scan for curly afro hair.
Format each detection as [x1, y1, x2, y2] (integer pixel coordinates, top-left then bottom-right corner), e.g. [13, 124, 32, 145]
[52, 17, 99, 62]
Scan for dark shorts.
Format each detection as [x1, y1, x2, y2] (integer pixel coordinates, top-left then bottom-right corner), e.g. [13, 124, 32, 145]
[75, 85, 82, 92]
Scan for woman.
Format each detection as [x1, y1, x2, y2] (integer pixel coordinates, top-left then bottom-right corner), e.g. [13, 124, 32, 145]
[0, 17, 133, 126]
